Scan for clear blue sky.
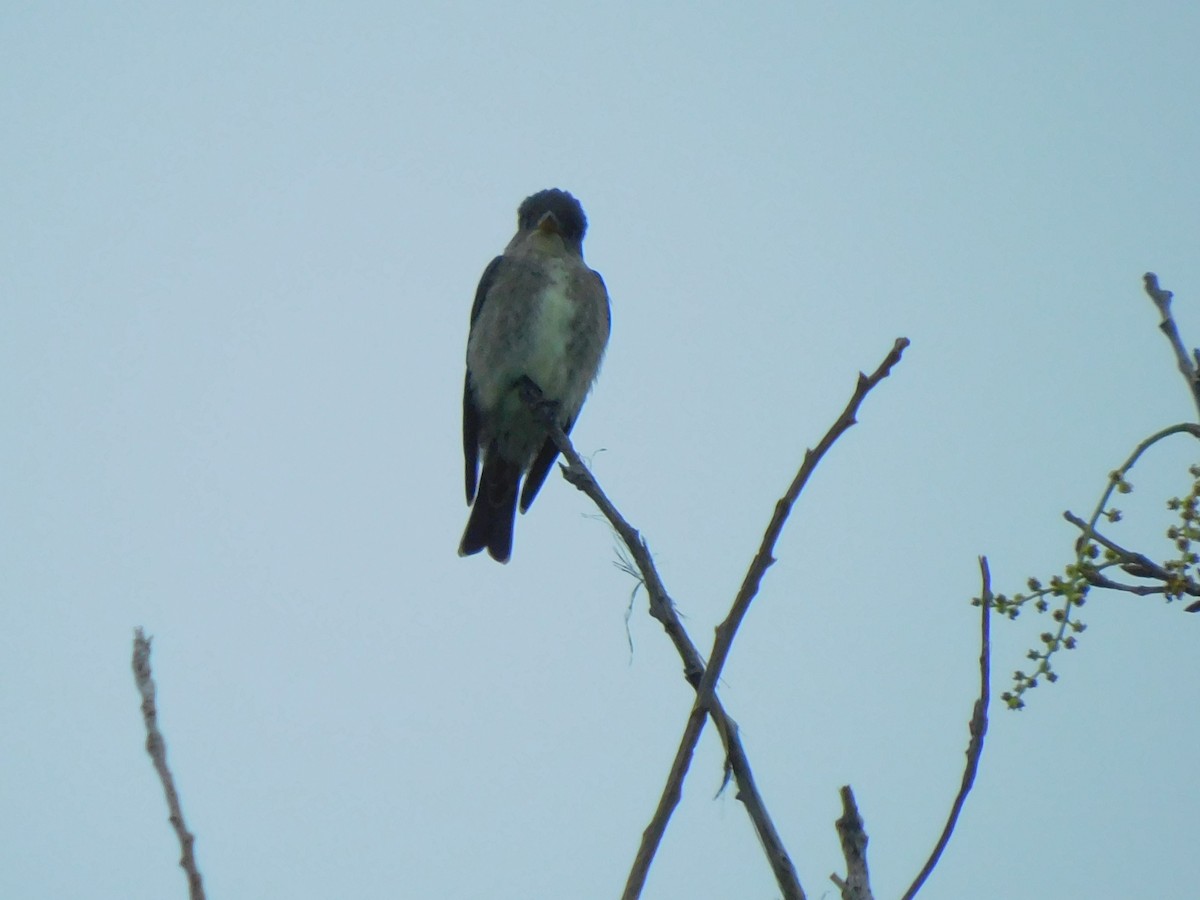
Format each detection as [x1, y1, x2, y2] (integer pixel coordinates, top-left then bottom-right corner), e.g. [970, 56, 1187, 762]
[4, 4, 1198, 898]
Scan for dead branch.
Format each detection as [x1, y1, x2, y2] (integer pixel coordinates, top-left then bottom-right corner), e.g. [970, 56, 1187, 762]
[657, 338, 909, 893]
[692, 338, 911, 722]
[830, 785, 874, 900]
[529, 338, 909, 899]
[132, 628, 206, 900]
[519, 380, 806, 900]
[1143, 273, 1200, 418]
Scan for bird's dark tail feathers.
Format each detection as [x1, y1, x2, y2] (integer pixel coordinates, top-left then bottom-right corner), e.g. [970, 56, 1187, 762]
[458, 453, 521, 563]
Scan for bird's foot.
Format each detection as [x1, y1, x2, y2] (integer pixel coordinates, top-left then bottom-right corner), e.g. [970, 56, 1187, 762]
[516, 375, 560, 422]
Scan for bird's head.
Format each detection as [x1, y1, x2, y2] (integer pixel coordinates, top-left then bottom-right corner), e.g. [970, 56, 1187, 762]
[517, 189, 588, 254]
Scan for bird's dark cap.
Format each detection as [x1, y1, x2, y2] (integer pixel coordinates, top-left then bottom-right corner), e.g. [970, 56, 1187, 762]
[518, 189, 587, 244]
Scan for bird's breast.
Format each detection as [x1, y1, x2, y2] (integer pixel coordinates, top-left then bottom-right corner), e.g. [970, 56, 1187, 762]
[522, 259, 577, 398]
[468, 257, 589, 415]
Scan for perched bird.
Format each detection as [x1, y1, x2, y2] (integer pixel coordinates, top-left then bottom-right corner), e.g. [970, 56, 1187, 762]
[459, 189, 611, 562]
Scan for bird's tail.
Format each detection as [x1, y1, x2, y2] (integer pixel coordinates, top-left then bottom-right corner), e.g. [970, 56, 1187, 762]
[458, 454, 520, 563]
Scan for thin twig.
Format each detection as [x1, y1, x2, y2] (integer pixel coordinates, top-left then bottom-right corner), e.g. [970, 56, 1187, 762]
[692, 338, 910, 722]
[686, 337, 907, 891]
[621, 337, 910, 898]
[528, 340, 909, 898]
[638, 338, 909, 897]
[900, 557, 992, 900]
[1063, 511, 1174, 578]
[1032, 422, 1200, 654]
[1064, 510, 1200, 594]
[1143, 273, 1200, 418]
[627, 701, 800, 900]
[132, 628, 206, 900]
[1082, 570, 1178, 597]
[518, 383, 804, 900]
[829, 785, 874, 900]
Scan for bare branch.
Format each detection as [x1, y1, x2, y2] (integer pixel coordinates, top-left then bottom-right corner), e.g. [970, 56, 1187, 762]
[900, 557, 992, 900]
[517, 382, 805, 900]
[830, 785, 874, 900]
[623, 703, 802, 900]
[132, 628, 206, 900]
[645, 339, 909, 894]
[1142, 273, 1200, 418]
[627, 338, 908, 898]
[526, 339, 908, 899]
[693, 338, 910, 724]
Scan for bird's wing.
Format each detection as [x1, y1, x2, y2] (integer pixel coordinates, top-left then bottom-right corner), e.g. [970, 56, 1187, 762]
[463, 256, 504, 503]
[470, 256, 504, 326]
[594, 270, 612, 335]
[462, 374, 482, 503]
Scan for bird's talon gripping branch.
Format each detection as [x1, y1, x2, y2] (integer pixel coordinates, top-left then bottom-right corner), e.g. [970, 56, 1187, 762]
[516, 375, 561, 421]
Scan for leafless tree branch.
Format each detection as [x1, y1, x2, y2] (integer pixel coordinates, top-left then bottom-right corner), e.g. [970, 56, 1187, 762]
[900, 556, 992, 900]
[1143, 272, 1200, 418]
[651, 339, 910, 895]
[678, 337, 908, 894]
[530, 338, 910, 898]
[518, 382, 805, 900]
[830, 785, 874, 900]
[132, 628, 206, 900]
[526, 339, 909, 898]
[691, 338, 911, 724]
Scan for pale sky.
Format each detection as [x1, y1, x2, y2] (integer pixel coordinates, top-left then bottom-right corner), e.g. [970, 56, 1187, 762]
[4, 4, 1199, 899]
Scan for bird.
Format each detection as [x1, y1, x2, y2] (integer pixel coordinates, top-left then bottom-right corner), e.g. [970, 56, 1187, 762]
[459, 189, 611, 563]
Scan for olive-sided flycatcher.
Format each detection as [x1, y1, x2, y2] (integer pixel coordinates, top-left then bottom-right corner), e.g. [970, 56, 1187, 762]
[458, 189, 611, 563]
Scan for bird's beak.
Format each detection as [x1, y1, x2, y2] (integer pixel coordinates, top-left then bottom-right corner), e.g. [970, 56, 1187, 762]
[536, 211, 561, 235]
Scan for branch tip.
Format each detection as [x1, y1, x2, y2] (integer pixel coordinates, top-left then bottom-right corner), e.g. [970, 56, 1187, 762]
[131, 630, 207, 900]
